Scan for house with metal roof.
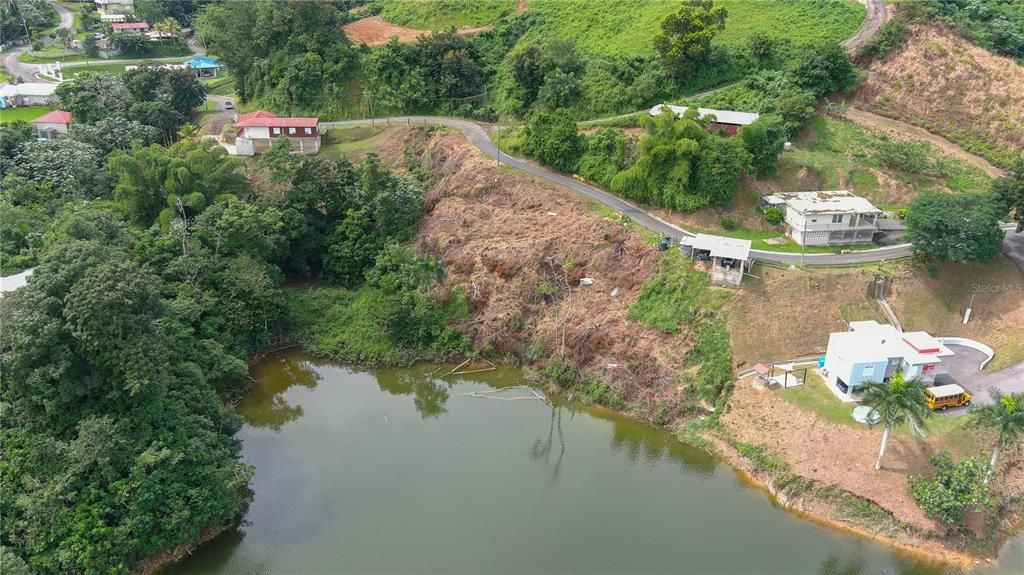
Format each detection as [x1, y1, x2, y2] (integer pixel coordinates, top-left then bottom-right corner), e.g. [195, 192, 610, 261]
[184, 56, 223, 78]
[822, 320, 953, 400]
[682, 233, 752, 287]
[32, 110, 72, 139]
[761, 190, 882, 246]
[649, 103, 760, 136]
[233, 110, 321, 156]
[0, 83, 57, 107]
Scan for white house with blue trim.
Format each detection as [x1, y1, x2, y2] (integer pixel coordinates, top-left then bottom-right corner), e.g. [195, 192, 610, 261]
[822, 321, 953, 399]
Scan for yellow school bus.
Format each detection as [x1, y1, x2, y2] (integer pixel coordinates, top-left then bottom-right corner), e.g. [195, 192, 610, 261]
[924, 384, 972, 411]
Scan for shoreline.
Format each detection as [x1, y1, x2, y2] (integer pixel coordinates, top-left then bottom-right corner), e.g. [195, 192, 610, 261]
[703, 432, 1017, 570]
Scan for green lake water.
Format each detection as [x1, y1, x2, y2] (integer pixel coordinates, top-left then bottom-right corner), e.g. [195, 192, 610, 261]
[168, 351, 1023, 574]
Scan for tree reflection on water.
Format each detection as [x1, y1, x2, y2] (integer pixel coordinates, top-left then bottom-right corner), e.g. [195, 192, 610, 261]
[375, 369, 451, 419]
[241, 356, 321, 431]
[530, 405, 568, 486]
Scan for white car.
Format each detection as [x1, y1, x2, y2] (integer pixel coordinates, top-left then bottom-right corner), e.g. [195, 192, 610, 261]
[223, 100, 234, 110]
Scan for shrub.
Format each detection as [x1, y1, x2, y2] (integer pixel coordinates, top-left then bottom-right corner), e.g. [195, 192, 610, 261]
[875, 139, 931, 174]
[764, 207, 784, 224]
[719, 217, 737, 231]
[521, 109, 584, 173]
[858, 18, 909, 60]
[909, 451, 992, 524]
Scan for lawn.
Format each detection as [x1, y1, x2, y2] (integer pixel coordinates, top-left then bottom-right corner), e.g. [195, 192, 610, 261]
[319, 125, 398, 159]
[0, 70, 8, 84]
[0, 106, 50, 123]
[521, 0, 865, 57]
[202, 73, 236, 97]
[20, 47, 89, 63]
[374, 0, 517, 29]
[771, 369, 971, 442]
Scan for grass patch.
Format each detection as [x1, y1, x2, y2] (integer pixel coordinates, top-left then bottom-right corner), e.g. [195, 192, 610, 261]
[522, 0, 865, 57]
[0, 70, 8, 83]
[773, 369, 855, 426]
[286, 285, 466, 366]
[630, 251, 734, 404]
[374, 0, 517, 29]
[20, 46, 88, 63]
[0, 106, 49, 123]
[319, 125, 397, 159]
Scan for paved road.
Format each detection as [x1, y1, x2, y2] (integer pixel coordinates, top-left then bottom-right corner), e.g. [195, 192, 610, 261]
[842, 0, 889, 51]
[1, 1, 73, 82]
[1002, 230, 1024, 274]
[325, 117, 1024, 267]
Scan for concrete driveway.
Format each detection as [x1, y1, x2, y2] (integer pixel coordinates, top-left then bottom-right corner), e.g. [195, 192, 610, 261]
[934, 345, 1024, 409]
[1002, 231, 1024, 275]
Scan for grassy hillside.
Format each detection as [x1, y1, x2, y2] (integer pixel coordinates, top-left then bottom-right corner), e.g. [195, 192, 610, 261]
[373, 0, 518, 29]
[522, 0, 866, 56]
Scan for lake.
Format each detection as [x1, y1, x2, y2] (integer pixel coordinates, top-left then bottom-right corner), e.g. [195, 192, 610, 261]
[168, 351, 1023, 574]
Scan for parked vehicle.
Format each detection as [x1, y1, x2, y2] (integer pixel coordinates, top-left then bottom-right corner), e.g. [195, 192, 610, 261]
[223, 100, 234, 110]
[923, 384, 971, 411]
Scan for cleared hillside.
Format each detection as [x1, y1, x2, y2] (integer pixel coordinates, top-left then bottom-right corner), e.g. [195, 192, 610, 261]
[855, 24, 1024, 169]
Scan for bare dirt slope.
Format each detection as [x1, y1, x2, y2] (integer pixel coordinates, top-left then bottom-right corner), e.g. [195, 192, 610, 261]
[407, 130, 694, 418]
[854, 24, 1024, 169]
[343, 16, 490, 46]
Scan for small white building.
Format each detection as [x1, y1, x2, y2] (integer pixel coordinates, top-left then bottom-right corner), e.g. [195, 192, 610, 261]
[233, 110, 321, 156]
[683, 233, 752, 287]
[0, 83, 57, 107]
[762, 190, 881, 246]
[822, 321, 953, 399]
[32, 110, 72, 139]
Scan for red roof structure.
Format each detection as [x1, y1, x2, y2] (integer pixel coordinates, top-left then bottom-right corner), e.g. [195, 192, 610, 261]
[235, 110, 319, 129]
[33, 110, 72, 124]
[112, 22, 149, 30]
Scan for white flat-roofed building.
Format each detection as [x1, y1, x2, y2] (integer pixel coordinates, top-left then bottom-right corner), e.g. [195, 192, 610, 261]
[762, 190, 881, 246]
[0, 83, 57, 107]
[95, 0, 134, 15]
[823, 320, 953, 399]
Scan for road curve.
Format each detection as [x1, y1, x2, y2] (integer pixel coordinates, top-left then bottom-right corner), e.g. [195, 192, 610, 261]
[3, 1, 75, 82]
[324, 116, 919, 266]
[842, 0, 888, 51]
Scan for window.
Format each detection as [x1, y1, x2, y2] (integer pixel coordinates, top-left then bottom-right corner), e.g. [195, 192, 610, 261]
[862, 364, 875, 377]
[271, 127, 280, 136]
[288, 127, 296, 135]
[832, 214, 844, 223]
[304, 127, 312, 135]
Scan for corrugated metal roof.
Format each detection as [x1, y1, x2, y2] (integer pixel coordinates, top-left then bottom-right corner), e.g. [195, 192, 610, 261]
[236, 115, 320, 129]
[111, 22, 149, 29]
[690, 233, 752, 261]
[0, 83, 57, 97]
[33, 110, 72, 124]
[650, 103, 760, 126]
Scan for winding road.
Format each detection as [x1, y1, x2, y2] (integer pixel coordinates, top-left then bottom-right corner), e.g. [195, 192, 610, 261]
[2, 1, 73, 82]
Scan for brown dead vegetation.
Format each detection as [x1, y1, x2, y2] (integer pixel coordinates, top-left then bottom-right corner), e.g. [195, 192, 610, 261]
[408, 130, 695, 420]
[854, 24, 1024, 169]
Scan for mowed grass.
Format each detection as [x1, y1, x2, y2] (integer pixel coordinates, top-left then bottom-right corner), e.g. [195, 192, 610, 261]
[0, 106, 50, 123]
[522, 0, 866, 56]
[319, 125, 398, 159]
[375, 0, 517, 29]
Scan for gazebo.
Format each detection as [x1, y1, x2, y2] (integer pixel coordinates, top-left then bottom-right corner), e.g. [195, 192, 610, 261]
[184, 56, 223, 78]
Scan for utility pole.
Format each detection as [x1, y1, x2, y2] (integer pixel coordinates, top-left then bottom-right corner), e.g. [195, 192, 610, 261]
[496, 124, 501, 166]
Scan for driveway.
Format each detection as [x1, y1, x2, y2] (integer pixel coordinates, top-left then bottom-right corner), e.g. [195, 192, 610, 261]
[934, 345, 1024, 408]
[1002, 231, 1024, 275]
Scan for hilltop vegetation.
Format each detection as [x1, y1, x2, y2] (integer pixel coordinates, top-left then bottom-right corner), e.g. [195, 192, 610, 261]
[371, 0, 517, 29]
[521, 0, 865, 57]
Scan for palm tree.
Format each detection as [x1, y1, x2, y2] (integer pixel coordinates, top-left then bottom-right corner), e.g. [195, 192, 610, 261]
[861, 371, 931, 470]
[177, 122, 199, 142]
[970, 391, 1024, 483]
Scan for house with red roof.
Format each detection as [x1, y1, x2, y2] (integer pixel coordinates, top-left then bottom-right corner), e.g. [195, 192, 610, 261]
[111, 21, 149, 32]
[32, 110, 72, 139]
[233, 110, 321, 156]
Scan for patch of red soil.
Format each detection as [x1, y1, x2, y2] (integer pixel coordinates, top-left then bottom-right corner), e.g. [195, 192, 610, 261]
[343, 16, 490, 47]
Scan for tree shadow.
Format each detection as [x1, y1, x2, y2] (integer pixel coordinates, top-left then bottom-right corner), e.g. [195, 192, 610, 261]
[529, 404, 568, 487]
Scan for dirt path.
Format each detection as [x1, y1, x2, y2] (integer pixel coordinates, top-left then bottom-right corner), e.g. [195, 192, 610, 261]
[846, 107, 1005, 178]
[344, 1, 528, 47]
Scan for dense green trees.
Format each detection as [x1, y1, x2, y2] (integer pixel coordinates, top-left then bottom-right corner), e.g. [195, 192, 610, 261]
[909, 451, 992, 524]
[653, 0, 728, 79]
[914, 0, 1024, 62]
[0, 0, 56, 44]
[905, 191, 1005, 263]
[993, 159, 1024, 231]
[521, 110, 585, 173]
[195, 0, 361, 113]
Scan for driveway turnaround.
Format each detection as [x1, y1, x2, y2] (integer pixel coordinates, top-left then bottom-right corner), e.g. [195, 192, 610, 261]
[936, 345, 1024, 407]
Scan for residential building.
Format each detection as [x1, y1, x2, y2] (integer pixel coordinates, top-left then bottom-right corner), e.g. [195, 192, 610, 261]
[32, 110, 72, 139]
[95, 0, 134, 15]
[649, 103, 759, 136]
[0, 83, 57, 107]
[100, 13, 127, 23]
[234, 111, 321, 156]
[683, 233, 752, 287]
[761, 190, 881, 246]
[822, 321, 953, 399]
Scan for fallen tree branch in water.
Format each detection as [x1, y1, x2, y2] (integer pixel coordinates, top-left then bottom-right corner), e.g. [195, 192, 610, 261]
[454, 385, 550, 405]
